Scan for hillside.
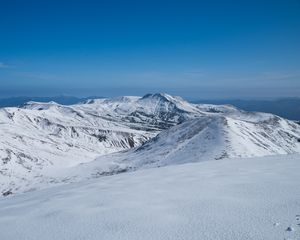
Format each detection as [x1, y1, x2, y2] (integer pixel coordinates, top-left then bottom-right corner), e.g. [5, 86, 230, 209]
[63, 112, 300, 182]
[1, 154, 300, 240]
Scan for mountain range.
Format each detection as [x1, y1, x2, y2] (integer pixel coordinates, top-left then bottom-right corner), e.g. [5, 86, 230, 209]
[0, 95, 300, 120]
[1, 93, 300, 196]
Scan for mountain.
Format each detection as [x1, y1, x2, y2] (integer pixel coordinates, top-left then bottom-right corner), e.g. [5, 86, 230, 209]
[1, 93, 300, 196]
[0, 100, 156, 195]
[80, 93, 240, 130]
[1, 96, 299, 120]
[1, 93, 210, 195]
[193, 97, 300, 120]
[63, 111, 300, 182]
[0, 96, 102, 108]
[131, 112, 300, 165]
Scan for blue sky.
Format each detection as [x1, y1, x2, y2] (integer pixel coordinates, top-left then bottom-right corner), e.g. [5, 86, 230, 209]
[0, 0, 299, 99]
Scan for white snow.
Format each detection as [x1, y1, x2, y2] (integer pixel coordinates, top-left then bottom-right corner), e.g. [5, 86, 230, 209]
[1, 93, 300, 239]
[60, 114, 300, 184]
[0, 103, 155, 195]
[1, 93, 300, 195]
[0, 154, 300, 240]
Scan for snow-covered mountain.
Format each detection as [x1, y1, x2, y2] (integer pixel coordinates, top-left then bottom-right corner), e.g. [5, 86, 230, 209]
[1, 93, 300, 196]
[80, 93, 205, 129]
[130, 112, 300, 166]
[63, 111, 300, 182]
[0, 93, 208, 195]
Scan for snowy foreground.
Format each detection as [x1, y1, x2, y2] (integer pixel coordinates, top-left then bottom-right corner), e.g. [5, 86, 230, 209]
[1, 154, 300, 240]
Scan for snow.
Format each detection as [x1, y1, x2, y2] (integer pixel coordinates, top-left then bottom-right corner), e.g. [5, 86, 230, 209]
[0, 154, 300, 240]
[0, 100, 157, 195]
[1, 93, 300, 195]
[1, 93, 300, 239]
[61, 114, 300, 183]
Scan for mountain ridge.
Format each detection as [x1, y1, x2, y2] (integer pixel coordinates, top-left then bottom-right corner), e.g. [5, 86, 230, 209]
[1, 93, 300, 196]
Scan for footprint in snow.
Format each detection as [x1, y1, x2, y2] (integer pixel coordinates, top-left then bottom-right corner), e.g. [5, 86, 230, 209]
[286, 226, 294, 232]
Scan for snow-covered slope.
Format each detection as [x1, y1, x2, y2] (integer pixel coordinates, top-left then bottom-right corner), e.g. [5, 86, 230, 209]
[63, 112, 300, 182]
[1, 154, 300, 240]
[1, 93, 300, 196]
[129, 113, 300, 167]
[0, 93, 238, 195]
[0, 101, 156, 195]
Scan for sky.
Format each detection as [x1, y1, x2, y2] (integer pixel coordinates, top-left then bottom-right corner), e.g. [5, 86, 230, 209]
[0, 0, 299, 100]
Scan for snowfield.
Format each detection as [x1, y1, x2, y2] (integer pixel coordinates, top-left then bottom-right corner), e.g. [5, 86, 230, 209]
[0, 154, 300, 240]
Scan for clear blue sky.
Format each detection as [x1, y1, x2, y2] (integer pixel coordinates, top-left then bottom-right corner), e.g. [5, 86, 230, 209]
[0, 0, 299, 99]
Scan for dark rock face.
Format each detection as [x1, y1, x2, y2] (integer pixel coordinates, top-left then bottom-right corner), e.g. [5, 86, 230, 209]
[2, 190, 12, 197]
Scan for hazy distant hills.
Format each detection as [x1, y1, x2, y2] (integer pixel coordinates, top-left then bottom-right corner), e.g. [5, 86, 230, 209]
[0, 96, 299, 120]
[0, 96, 104, 108]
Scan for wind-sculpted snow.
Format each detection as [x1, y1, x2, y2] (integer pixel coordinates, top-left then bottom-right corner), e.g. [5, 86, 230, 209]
[1, 93, 300, 196]
[1, 154, 300, 240]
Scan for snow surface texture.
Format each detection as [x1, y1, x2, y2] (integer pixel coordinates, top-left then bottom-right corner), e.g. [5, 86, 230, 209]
[0, 154, 300, 240]
[1, 93, 300, 195]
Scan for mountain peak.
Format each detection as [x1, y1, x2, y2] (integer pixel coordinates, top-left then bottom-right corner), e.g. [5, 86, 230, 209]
[21, 101, 60, 110]
[141, 93, 185, 103]
[142, 93, 169, 99]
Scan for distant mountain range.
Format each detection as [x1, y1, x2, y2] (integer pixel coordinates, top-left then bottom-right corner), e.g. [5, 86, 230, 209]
[0, 96, 299, 120]
[0, 96, 104, 108]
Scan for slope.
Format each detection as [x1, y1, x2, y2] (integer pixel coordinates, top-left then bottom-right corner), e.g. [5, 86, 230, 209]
[64, 112, 300, 181]
[1, 154, 300, 240]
